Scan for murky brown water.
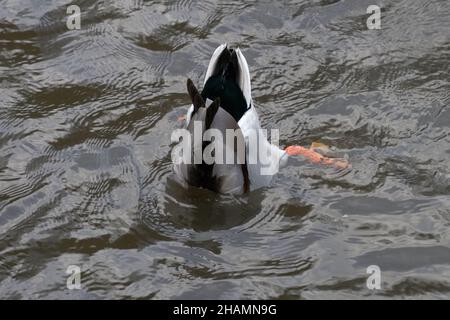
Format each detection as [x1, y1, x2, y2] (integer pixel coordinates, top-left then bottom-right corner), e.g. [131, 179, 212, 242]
[1, 0, 450, 299]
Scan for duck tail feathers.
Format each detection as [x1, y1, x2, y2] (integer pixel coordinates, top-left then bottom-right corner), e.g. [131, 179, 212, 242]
[235, 48, 252, 108]
[204, 45, 252, 108]
[204, 43, 228, 85]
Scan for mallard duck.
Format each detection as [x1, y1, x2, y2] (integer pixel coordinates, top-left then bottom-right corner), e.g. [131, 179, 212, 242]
[173, 44, 348, 194]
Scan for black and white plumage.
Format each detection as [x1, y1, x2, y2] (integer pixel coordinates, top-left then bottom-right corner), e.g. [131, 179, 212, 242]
[174, 44, 288, 194]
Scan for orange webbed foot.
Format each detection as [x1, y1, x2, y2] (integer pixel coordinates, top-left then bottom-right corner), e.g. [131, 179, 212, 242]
[285, 143, 350, 169]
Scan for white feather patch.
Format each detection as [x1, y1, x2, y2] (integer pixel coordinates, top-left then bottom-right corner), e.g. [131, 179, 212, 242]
[204, 43, 227, 85]
[235, 48, 252, 108]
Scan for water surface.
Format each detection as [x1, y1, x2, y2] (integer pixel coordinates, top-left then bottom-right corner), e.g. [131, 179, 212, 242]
[1, 0, 450, 299]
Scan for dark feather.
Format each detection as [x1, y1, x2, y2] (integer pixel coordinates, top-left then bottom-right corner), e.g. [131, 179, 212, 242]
[201, 49, 249, 122]
[186, 78, 205, 113]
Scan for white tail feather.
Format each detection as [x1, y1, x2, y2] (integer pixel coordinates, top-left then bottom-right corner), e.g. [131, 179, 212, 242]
[204, 43, 227, 85]
[235, 48, 252, 108]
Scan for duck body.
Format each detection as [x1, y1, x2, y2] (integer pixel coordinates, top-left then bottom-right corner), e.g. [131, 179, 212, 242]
[173, 78, 250, 194]
[174, 44, 287, 194]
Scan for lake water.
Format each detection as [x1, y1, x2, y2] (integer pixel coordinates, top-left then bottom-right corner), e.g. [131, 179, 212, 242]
[1, 0, 450, 299]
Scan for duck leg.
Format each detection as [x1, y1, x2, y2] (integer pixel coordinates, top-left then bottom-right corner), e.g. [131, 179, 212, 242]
[285, 145, 350, 169]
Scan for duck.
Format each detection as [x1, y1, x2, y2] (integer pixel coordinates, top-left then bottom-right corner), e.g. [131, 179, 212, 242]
[173, 44, 348, 194]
